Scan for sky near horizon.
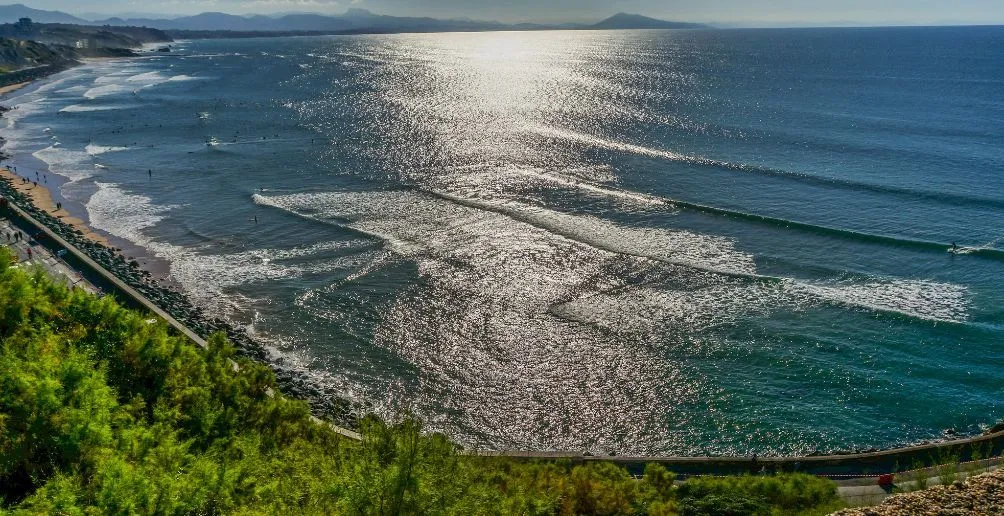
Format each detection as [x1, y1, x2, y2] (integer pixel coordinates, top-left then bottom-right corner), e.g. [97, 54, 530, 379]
[18, 0, 1004, 26]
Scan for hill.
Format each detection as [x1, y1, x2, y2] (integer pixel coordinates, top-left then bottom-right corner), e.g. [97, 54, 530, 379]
[591, 12, 708, 30]
[0, 5, 708, 36]
[0, 18, 171, 48]
[0, 36, 67, 72]
[0, 19, 170, 87]
[0, 3, 87, 24]
[97, 8, 511, 33]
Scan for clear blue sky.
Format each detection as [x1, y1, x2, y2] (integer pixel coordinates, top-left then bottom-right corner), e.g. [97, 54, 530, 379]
[23, 0, 1004, 26]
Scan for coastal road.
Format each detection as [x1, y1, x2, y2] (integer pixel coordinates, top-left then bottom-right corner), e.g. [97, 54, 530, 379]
[837, 462, 1000, 507]
[1, 217, 97, 294]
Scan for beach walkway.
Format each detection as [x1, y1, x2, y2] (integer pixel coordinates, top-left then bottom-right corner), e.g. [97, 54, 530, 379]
[1, 217, 97, 294]
[837, 461, 1001, 507]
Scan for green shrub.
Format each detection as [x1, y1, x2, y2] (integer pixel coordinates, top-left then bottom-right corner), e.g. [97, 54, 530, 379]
[677, 473, 839, 515]
[0, 247, 841, 514]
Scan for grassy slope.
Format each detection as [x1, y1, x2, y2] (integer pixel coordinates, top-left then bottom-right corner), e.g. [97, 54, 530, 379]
[0, 248, 840, 514]
[0, 37, 66, 71]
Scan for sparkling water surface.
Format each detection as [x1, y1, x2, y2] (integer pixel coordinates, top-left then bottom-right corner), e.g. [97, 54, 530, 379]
[3, 27, 1002, 456]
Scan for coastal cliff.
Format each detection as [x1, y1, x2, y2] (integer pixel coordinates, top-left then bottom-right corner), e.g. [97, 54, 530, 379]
[0, 19, 172, 88]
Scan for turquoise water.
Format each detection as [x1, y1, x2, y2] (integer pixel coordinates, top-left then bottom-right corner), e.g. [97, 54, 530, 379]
[2, 27, 1002, 456]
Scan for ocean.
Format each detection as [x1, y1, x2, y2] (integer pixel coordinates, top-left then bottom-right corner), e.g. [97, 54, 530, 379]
[2, 26, 1002, 456]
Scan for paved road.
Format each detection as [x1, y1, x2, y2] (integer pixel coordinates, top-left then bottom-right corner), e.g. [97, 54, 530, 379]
[837, 462, 1000, 507]
[1, 217, 97, 294]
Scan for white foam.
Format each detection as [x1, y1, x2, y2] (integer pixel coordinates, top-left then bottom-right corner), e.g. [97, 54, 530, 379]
[59, 104, 129, 113]
[440, 163, 663, 207]
[167, 240, 376, 309]
[255, 189, 971, 325]
[524, 123, 739, 172]
[87, 183, 176, 246]
[792, 279, 970, 323]
[55, 85, 89, 94]
[552, 282, 783, 334]
[88, 185, 375, 317]
[32, 146, 94, 183]
[429, 190, 757, 277]
[3, 98, 47, 127]
[83, 84, 127, 99]
[950, 238, 1003, 256]
[85, 144, 129, 155]
[527, 123, 690, 162]
[126, 71, 167, 83]
[92, 70, 140, 85]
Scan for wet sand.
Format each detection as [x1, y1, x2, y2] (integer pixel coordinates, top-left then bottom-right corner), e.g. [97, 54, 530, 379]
[0, 167, 109, 245]
[0, 82, 31, 96]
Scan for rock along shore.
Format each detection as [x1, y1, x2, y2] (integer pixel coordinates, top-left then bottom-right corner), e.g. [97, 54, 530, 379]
[0, 167, 362, 429]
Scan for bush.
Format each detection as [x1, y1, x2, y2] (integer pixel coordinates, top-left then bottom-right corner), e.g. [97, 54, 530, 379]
[677, 473, 840, 515]
[0, 247, 841, 514]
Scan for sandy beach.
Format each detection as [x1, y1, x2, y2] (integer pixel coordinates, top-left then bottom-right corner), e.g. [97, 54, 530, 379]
[0, 82, 31, 96]
[0, 167, 109, 245]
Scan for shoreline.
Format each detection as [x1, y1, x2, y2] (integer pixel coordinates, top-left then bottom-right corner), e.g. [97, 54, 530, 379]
[0, 81, 31, 96]
[0, 163, 361, 426]
[0, 56, 1000, 465]
[0, 65, 365, 427]
[0, 167, 109, 245]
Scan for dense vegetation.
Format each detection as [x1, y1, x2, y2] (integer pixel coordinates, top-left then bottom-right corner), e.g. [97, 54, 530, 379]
[0, 247, 840, 514]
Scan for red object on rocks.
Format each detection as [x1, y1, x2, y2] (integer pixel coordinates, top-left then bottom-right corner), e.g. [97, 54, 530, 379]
[877, 474, 895, 486]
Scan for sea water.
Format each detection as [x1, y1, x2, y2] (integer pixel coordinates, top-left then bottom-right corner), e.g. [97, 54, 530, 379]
[2, 27, 1002, 456]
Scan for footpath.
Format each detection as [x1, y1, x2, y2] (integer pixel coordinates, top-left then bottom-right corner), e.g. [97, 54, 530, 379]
[1, 217, 96, 294]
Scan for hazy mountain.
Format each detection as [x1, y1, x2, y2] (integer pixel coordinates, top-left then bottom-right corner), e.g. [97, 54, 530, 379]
[591, 12, 708, 30]
[94, 9, 510, 33]
[0, 4, 707, 36]
[0, 3, 87, 24]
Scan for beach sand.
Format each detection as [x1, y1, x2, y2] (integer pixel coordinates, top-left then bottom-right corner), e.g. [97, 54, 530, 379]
[0, 167, 109, 245]
[0, 82, 31, 96]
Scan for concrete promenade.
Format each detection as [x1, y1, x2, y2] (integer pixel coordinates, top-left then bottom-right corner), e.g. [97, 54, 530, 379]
[1, 217, 97, 295]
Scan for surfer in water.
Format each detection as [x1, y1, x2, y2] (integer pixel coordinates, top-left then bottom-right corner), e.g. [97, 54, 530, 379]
[951, 242, 959, 253]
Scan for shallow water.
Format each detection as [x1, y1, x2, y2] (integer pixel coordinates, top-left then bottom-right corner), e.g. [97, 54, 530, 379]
[3, 27, 1002, 456]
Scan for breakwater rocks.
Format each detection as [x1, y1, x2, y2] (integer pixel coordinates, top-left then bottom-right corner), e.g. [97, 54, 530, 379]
[832, 469, 1004, 515]
[0, 176, 362, 428]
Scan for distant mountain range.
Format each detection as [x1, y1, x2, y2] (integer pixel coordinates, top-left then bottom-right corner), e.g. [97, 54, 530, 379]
[0, 3, 87, 24]
[0, 4, 709, 34]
